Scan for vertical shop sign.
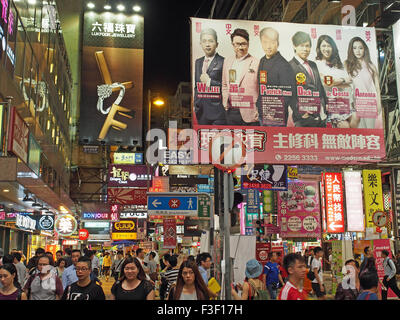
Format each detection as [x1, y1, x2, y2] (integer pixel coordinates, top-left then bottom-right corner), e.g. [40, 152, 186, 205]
[324, 172, 345, 233]
[163, 218, 177, 249]
[320, 174, 327, 233]
[79, 10, 144, 146]
[362, 170, 384, 229]
[344, 171, 364, 232]
[7, 107, 29, 163]
[393, 169, 400, 239]
[246, 189, 259, 214]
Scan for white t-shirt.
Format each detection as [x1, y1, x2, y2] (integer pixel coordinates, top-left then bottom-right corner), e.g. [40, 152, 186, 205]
[311, 258, 323, 284]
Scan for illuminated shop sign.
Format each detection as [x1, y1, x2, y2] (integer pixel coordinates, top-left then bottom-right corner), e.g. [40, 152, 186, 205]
[55, 214, 78, 236]
[82, 212, 111, 220]
[108, 164, 151, 187]
[324, 172, 345, 233]
[16, 214, 36, 231]
[344, 171, 364, 232]
[114, 152, 143, 164]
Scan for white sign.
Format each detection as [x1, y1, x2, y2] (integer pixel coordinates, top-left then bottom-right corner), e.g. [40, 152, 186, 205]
[344, 171, 365, 232]
[84, 221, 110, 228]
[16, 214, 36, 231]
[88, 234, 111, 241]
[120, 211, 147, 219]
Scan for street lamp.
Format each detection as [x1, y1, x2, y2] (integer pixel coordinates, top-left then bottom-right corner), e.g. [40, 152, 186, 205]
[146, 89, 165, 189]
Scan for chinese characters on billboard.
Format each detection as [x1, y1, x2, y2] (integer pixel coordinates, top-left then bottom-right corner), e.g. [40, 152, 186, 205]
[191, 18, 385, 165]
[323, 172, 345, 233]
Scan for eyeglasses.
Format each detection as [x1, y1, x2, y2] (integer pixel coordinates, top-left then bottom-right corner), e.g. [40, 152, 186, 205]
[75, 267, 89, 272]
[233, 42, 248, 48]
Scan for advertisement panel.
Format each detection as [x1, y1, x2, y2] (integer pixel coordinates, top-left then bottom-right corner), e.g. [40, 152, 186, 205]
[241, 164, 287, 190]
[163, 218, 177, 249]
[362, 170, 384, 229]
[7, 107, 29, 163]
[324, 172, 345, 233]
[79, 10, 144, 146]
[81, 212, 111, 220]
[278, 180, 321, 238]
[108, 164, 151, 187]
[344, 170, 364, 232]
[191, 18, 385, 165]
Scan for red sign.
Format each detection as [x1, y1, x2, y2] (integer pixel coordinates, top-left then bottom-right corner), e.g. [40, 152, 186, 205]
[324, 172, 345, 233]
[256, 242, 270, 264]
[8, 107, 29, 163]
[0, 211, 5, 220]
[107, 188, 147, 205]
[163, 218, 177, 249]
[79, 229, 89, 241]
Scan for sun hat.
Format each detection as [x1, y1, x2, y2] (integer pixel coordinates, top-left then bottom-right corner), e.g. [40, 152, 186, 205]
[245, 259, 263, 279]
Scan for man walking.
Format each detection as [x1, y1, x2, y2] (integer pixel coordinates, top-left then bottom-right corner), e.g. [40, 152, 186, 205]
[111, 250, 125, 281]
[61, 256, 105, 300]
[62, 249, 81, 289]
[381, 250, 400, 300]
[311, 246, 326, 300]
[263, 252, 284, 300]
[278, 253, 307, 300]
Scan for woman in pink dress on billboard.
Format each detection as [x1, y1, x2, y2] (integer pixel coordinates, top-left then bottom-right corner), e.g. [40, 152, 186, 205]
[345, 37, 382, 129]
[315, 35, 354, 128]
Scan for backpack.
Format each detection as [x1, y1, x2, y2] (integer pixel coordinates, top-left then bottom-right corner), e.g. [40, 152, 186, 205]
[248, 279, 269, 300]
[386, 258, 396, 273]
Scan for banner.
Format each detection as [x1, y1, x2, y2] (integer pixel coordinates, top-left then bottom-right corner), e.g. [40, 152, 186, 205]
[324, 172, 345, 233]
[241, 164, 287, 190]
[278, 180, 321, 238]
[331, 240, 343, 295]
[362, 170, 383, 229]
[191, 18, 385, 165]
[163, 218, 177, 249]
[79, 10, 144, 146]
[344, 170, 364, 232]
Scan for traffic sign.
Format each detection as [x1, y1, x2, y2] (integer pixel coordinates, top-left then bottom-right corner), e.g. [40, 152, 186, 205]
[147, 193, 198, 216]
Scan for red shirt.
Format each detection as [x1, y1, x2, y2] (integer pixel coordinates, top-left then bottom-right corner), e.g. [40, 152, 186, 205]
[278, 281, 308, 300]
[279, 264, 288, 278]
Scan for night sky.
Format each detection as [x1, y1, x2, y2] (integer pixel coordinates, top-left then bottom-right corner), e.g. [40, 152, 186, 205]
[143, 0, 214, 96]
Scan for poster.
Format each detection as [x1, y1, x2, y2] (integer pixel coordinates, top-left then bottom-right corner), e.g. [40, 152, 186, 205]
[324, 172, 345, 233]
[79, 10, 144, 146]
[191, 18, 385, 165]
[278, 180, 321, 238]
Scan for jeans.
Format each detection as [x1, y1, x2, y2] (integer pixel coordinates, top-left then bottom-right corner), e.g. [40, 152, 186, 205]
[267, 283, 278, 300]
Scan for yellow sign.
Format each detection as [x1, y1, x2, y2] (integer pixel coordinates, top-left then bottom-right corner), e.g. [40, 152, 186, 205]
[113, 153, 142, 164]
[362, 170, 384, 229]
[288, 166, 298, 179]
[111, 232, 137, 240]
[114, 220, 135, 231]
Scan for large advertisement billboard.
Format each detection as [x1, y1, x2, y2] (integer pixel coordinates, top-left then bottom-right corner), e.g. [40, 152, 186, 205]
[79, 11, 144, 146]
[191, 18, 385, 165]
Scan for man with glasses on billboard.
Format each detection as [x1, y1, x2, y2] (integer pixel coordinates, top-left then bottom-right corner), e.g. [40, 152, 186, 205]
[222, 28, 260, 126]
[194, 28, 226, 125]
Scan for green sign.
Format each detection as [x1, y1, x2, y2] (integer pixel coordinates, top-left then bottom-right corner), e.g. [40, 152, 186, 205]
[198, 194, 211, 218]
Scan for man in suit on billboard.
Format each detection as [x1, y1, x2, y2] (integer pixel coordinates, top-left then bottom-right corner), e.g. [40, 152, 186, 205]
[289, 31, 327, 127]
[222, 28, 260, 126]
[194, 28, 226, 125]
[257, 27, 297, 126]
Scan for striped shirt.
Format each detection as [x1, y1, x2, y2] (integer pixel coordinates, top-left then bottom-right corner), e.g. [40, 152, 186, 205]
[278, 281, 307, 300]
[162, 268, 180, 293]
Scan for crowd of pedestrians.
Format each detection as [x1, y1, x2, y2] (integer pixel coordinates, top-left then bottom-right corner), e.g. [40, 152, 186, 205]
[1, 245, 400, 300]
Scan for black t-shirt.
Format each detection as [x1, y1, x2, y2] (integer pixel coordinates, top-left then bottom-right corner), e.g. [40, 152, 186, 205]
[111, 280, 153, 300]
[61, 280, 105, 300]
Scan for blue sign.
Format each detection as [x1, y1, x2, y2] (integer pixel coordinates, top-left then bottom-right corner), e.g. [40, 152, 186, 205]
[135, 153, 143, 164]
[147, 194, 198, 216]
[246, 189, 259, 214]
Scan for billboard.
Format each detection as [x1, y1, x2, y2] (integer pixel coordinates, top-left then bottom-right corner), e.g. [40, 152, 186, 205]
[323, 172, 345, 233]
[79, 11, 144, 146]
[191, 18, 385, 165]
[278, 180, 321, 238]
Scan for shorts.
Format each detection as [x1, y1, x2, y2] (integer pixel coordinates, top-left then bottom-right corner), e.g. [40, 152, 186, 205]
[311, 283, 326, 297]
[103, 266, 110, 273]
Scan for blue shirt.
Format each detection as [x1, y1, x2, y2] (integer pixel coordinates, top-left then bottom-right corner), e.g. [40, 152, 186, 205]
[357, 291, 378, 300]
[263, 262, 280, 285]
[198, 266, 208, 285]
[62, 265, 78, 289]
